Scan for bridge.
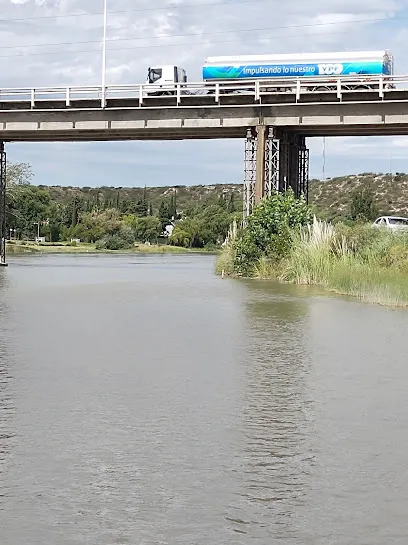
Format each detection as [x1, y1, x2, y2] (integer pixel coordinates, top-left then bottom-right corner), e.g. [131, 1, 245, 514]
[1, 73, 408, 263]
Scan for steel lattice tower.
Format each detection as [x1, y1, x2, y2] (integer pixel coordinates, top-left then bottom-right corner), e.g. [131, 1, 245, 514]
[0, 142, 7, 266]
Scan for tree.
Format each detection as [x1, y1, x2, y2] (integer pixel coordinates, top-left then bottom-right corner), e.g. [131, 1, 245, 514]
[132, 186, 149, 216]
[45, 203, 64, 242]
[158, 201, 171, 230]
[169, 218, 203, 247]
[6, 162, 33, 186]
[68, 208, 123, 243]
[350, 187, 379, 222]
[169, 190, 177, 219]
[135, 199, 148, 217]
[192, 205, 231, 246]
[95, 227, 135, 250]
[7, 185, 51, 239]
[218, 195, 227, 210]
[62, 196, 84, 228]
[133, 216, 162, 243]
[71, 197, 80, 227]
[169, 225, 192, 248]
[173, 189, 177, 218]
[233, 191, 313, 275]
[227, 193, 236, 213]
[246, 190, 312, 254]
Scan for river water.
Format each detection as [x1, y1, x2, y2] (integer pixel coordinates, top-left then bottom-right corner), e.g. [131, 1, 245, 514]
[0, 254, 407, 544]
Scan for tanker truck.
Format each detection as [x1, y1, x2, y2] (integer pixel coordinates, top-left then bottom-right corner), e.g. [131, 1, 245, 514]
[145, 50, 393, 93]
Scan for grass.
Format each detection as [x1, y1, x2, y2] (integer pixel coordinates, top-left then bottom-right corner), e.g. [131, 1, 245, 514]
[7, 241, 97, 254]
[253, 256, 277, 279]
[323, 260, 408, 307]
[217, 218, 408, 308]
[280, 219, 335, 285]
[215, 243, 236, 275]
[280, 218, 408, 307]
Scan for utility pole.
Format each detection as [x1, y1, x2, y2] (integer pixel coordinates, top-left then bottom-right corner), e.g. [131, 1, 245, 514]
[101, 0, 108, 108]
[34, 222, 40, 241]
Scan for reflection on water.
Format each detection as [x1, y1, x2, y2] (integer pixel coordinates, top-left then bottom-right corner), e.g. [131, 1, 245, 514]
[0, 272, 15, 505]
[226, 282, 314, 541]
[1, 256, 408, 544]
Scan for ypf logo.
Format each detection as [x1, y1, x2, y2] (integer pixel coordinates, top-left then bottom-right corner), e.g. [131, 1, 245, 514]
[317, 63, 343, 76]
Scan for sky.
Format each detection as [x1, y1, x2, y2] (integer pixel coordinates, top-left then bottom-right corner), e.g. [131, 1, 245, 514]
[1, 0, 408, 187]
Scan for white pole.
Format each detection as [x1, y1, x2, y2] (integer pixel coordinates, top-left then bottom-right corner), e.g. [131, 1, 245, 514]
[322, 137, 326, 180]
[101, 0, 108, 108]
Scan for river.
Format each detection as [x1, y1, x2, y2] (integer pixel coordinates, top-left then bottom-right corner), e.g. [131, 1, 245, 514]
[0, 254, 407, 544]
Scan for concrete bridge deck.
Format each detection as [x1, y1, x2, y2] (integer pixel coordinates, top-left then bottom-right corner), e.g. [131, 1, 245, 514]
[0, 76, 407, 141]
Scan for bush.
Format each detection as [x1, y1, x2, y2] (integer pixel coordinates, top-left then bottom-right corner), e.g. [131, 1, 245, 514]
[118, 226, 135, 246]
[349, 187, 379, 222]
[204, 242, 218, 251]
[230, 191, 313, 276]
[233, 231, 262, 276]
[96, 233, 133, 251]
[333, 222, 381, 255]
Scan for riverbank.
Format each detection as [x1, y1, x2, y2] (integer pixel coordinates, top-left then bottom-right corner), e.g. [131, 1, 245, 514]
[6, 241, 216, 255]
[217, 218, 408, 308]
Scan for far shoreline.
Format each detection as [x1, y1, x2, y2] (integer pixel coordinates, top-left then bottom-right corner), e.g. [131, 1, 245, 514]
[6, 241, 219, 256]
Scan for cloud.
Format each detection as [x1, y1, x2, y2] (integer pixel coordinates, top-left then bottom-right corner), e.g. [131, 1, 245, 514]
[0, 0, 407, 186]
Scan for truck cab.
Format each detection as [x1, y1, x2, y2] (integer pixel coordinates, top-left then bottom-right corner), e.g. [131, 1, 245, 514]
[146, 65, 187, 95]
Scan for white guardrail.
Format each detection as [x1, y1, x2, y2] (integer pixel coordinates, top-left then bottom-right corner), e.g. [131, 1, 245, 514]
[0, 75, 406, 109]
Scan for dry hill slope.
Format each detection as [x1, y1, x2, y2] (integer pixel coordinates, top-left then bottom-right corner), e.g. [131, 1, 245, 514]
[309, 173, 408, 219]
[39, 173, 408, 219]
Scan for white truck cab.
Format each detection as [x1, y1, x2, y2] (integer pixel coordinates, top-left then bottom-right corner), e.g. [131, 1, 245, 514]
[146, 65, 187, 94]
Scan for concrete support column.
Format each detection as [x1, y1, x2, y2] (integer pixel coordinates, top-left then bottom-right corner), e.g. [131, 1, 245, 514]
[288, 136, 300, 196]
[254, 125, 266, 205]
[279, 133, 290, 193]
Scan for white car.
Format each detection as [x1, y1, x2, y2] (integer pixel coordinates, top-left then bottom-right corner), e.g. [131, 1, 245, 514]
[372, 216, 408, 230]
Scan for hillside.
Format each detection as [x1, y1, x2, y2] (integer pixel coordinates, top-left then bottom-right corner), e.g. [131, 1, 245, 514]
[38, 183, 243, 213]
[37, 173, 408, 219]
[309, 173, 408, 219]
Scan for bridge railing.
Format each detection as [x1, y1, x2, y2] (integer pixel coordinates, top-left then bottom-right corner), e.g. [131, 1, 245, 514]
[0, 75, 407, 109]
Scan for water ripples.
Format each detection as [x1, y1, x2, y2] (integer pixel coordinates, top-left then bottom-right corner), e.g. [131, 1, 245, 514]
[1, 257, 408, 544]
[0, 273, 15, 507]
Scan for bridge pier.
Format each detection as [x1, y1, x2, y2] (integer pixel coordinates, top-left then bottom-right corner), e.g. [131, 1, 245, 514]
[244, 127, 309, 217]
[0, 142, 7, 266]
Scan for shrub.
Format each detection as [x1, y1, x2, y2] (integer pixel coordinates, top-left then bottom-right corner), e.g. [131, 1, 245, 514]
[96, 233, 133, 251]
[231, 191, 313, 276]
[349, 186, 379, 221]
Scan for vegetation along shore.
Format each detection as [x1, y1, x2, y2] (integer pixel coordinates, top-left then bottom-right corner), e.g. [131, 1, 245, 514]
[5, 162, 239, 252]
[216, 190, 408, 308]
